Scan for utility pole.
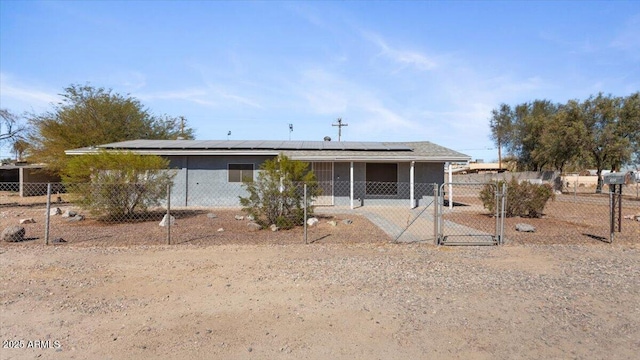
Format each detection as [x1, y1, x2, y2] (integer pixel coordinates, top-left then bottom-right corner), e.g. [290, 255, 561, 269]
[179, 116, 185, 138]
[332, 118, 348, 141]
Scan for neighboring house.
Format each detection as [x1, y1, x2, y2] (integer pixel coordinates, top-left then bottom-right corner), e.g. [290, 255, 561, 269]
[66, 139, 470, 208]
[0, 163, 61, 196]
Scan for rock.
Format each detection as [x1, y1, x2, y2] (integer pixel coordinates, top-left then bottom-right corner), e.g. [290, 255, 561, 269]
[247, 215, 255, 221]
[515, 223, 536, 232]
[234, 215, 244, 221]
[307, 217, 319, 226]
[52, 237, 67, 243]
[19, 218, 35, 224]
[217, 228, 224, 232]
[49, 207, 62, 216]
[341, 219, 353, 225]
[66, 214, 85, 222]
[2, 226, 25, 242]
[61, 210, 77, 218]
[327, 220, 338, 227]
[159, 214, 175, 227]
[207, 213, 217, 219]
[247, 222, 261, 231]
[270, 224, 279, 232]
[554, 190, 562, 195]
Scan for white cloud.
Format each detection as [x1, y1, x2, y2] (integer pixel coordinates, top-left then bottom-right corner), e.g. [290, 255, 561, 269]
[362, 31, 437, 72]
[610, 14, 640, 53]
[0, 73, 60, 109]
[139, 85, 262, 110]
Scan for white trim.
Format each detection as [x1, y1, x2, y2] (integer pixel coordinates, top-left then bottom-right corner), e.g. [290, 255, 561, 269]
[410, 161, 415, 209]
[350, 162, 354, 209]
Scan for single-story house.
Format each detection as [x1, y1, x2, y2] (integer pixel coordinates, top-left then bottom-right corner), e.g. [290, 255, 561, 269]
[0, 163, 61, 196]
[66, 139, 470, 208]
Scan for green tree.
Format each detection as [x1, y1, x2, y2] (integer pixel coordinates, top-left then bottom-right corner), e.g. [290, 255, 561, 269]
[239, 154, 319, 230]
[489, 103, 513, 170]
[536, 100, 587, 173]
[63, 151, 175, 220]
[580, 93, 630, 192]
[619, 92, 640, 165]
[516, 100, 558, 171]
[27, 84, 195, 174]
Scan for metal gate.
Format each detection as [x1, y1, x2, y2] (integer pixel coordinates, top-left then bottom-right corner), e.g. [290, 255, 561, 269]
[436, 182, 505, 245]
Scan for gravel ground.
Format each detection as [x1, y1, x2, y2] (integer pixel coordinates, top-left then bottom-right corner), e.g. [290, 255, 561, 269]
[1, 241, 638, 359]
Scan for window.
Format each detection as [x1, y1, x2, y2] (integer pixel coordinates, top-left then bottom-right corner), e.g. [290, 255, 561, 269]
[228, 163, 254, 182]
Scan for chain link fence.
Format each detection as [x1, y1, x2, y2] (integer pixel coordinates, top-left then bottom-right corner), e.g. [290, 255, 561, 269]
[1, 180, 638, 246]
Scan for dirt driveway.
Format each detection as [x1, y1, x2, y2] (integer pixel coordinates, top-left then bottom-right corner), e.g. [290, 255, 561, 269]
[1, 241, 638, 360]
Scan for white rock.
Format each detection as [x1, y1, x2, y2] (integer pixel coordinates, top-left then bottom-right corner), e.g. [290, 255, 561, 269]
[61, 210, 77, 218]
[515, 223, 536, 232]
[234, 215, 244, 221]
[247, 222, 261, 231]
[19, 218, 35, 224]
[307, 218, 319, 226]
[159, 214, 175, 227]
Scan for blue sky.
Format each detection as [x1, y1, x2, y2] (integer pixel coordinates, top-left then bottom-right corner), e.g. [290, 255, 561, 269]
[1, 1, 639, 162]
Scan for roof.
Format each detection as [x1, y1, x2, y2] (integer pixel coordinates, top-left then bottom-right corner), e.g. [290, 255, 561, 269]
[65, 139, 470, 162]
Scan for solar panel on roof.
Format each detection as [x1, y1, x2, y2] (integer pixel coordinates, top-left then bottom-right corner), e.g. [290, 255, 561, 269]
[99, 139, 413, 151]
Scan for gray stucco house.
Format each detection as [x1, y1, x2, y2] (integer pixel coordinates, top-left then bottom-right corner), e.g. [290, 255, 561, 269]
[66, 140, 470, 208]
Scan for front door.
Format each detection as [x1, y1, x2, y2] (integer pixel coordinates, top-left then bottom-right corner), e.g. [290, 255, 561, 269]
[312, 162, 333, 205]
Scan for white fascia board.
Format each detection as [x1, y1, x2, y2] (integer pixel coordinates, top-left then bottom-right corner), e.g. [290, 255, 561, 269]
[65, 149, 281, 156]
[288, 155, 470, 162]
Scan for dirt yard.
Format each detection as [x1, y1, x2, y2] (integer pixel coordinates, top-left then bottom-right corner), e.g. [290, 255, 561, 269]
[1, 193, 639, 359]
[2, 239, 639, 359]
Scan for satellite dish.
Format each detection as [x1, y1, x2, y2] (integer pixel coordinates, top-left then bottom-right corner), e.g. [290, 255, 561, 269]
[324, 136, 331, 141]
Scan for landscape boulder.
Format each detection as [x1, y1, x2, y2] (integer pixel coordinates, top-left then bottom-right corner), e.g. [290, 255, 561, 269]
[61, 210, 77, 218]
[515, 223, 536, 232]
[247, 222, 261, 231]
[159, 214, 175, 227]
[307, 218, 319, 226]
[19, 218, 35, 224]
[2, 226, 25, 242]
[66, 214, 85, 222]
[234, 215, 244, 221]
[270, 224, 279, 232]
[49, 208, 62, 216]
[341, 219, 353, 225]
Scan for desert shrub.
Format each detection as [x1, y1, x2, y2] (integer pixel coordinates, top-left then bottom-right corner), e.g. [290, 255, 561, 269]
[239, 154, 319, 229]
[479, 177, 554, 218]
[62, 151, 175, 220]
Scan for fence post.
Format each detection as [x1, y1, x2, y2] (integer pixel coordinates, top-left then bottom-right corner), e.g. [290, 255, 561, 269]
[433, 185, 439, 245]
[500, 183, 506, 244]
[304, 183, 308, 244]
[45, 183, 51, 245]
[167, 183, 171, 245]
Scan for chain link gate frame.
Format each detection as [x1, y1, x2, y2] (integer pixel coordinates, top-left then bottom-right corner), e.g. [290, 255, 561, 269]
[436, 182, 505, 246]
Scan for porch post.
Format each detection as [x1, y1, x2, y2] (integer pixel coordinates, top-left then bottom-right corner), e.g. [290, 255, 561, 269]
[448, 162, 453, 209]
[410, 161, 415, 208]
[350, 161, 354, 209]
